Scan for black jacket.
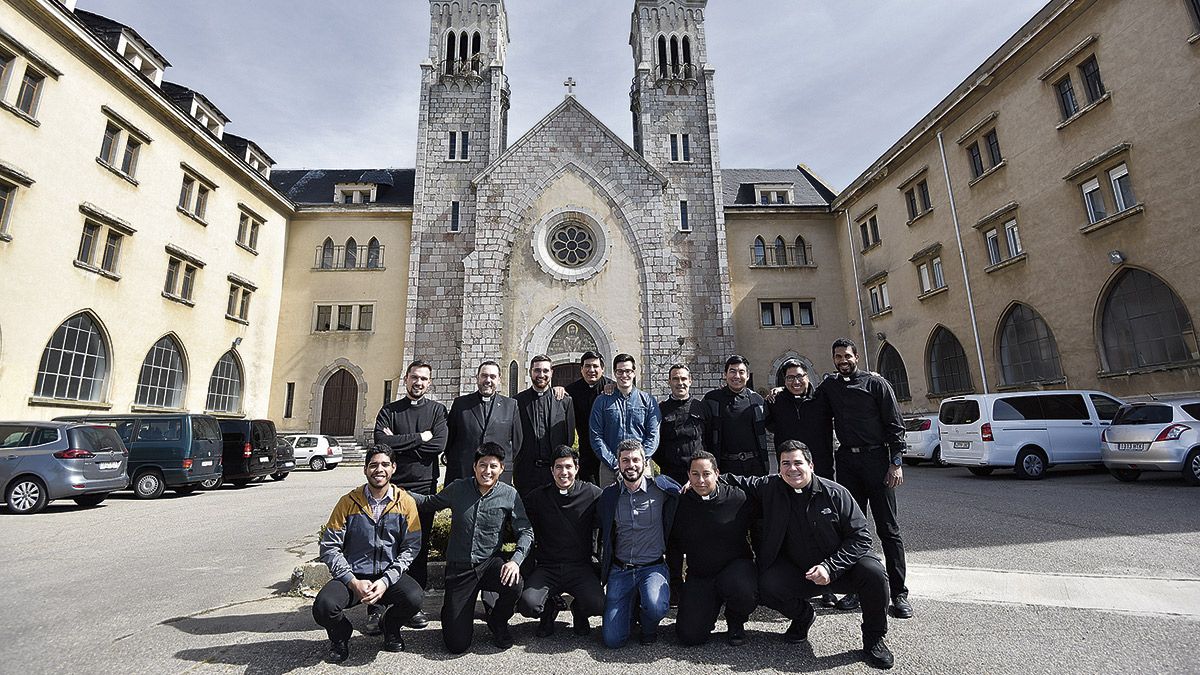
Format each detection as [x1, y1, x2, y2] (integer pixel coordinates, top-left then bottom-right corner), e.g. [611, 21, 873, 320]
[374, 396, 448, 487]
[513, 387, 576, 495]
[766, 386, 833, 464]
[703, 387, 769, 464]
[657, 396, 711, 483]
[445, 392, 522, 481]
[721, 473, 875, 580]
[523, 479, 602, 566]
[596, 474, 681, 583]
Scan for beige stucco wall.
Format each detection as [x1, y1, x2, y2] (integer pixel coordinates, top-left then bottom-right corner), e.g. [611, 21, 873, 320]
[268, 210, 412, 436]
[0, 0, 290, 420]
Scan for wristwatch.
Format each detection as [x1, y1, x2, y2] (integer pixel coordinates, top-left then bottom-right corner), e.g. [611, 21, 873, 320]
[891, 455, 904, 467]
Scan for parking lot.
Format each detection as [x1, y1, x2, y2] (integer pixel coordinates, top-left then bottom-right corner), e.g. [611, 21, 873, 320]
[2, 463, 1198, 674]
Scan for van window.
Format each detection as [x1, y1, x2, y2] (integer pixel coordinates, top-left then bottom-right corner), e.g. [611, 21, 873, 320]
[994, 396, 1042, 421]
[136, 419, 183, 442]
[1039, 394, 1089, 420]
[0, 425, 33, 448]
[1112, 405, 1174, 425]
[31, 427, 60, 446]
[192, 417, 223, 441]
[1181, 404, 1200, 421]
[1089, 395, 1122, 421]
[939, 401, 979, 425]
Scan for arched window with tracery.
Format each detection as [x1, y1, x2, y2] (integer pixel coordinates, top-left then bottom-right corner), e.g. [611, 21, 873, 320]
[344, 237, 357, 269]
[878, 343, 911, 401]
[753, 237, 767, 266]
[998, 303, 1063, 384]
[34, 312, 109, 402]
[927, 326, 972, 395]
[320, 238, 334, 269]
[135, 335, 187, 409]
[206, 351, 243, 414]
[1100, 269, 1196, 371]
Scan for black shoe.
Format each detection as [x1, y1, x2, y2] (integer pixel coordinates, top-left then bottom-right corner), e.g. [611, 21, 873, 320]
[639, 631, 659, 645]
[890, 596, 913, 619]
[669, 583, 682, 609]
[727, 622, 747, 646]
[405, 610, 429, 629]
[864, 637, 895, 669]
[490, 624, 514, 650]
[382, 633, 405, 653]
[536, 606, 558, 637]
[820, 593, 838, 608]
[326, 640, 350, 664]
[571, 605, 591, 636]
[835, 593, 861, 611]
[784, 607, 816, 644]
[554, 594, 569, 611]
[363, 605, 383, 636]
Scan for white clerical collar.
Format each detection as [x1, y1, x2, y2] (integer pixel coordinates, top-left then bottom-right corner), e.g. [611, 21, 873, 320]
[700, 493, 713, 501]
[559, 488, 569, 495]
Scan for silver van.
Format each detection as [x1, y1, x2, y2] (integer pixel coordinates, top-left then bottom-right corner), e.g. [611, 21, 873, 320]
[939, 391, 1123, 479]
[1, 422, 129, 514]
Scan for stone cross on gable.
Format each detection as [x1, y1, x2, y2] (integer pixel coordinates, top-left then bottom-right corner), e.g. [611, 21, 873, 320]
[564, 77, 577, 95]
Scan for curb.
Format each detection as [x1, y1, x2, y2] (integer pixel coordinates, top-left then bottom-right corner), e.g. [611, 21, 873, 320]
[290, 560, 448, 597]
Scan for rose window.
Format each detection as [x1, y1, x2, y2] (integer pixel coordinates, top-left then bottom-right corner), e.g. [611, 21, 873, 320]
[548, 222, 596, 268]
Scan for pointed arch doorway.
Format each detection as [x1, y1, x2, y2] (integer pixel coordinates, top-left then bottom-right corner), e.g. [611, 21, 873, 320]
[527, 303, 617, 390]
[320, 369, 358, 436]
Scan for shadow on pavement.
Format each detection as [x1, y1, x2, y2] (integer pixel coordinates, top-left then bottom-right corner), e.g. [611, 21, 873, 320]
[175, 638, 325, 675]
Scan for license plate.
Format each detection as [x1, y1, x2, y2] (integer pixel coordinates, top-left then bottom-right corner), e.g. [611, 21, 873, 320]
[259, 456, 270, 463]
[98, 461, 119, 470]
[200, 460, 214, 467]
[1116, 442, 1148, 452]
[284, 461, 295, 468]
[953, 441, 971, 449]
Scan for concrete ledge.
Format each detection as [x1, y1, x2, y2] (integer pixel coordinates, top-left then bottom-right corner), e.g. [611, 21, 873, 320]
[289, 559, 447, 597]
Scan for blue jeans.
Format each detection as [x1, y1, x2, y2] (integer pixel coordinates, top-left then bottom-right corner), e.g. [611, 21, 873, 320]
[602, 563, 670, 648]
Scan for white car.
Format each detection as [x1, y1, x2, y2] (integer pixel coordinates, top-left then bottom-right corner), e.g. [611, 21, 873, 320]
[902, 414, 945, 466]
[284, 434, 343, 471]
[1102, 399, 1200, 485]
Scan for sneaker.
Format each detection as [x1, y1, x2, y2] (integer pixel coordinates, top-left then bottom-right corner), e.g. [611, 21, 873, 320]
[820, 593, 838, 608]
[727, 622, 747, 646]
[490, 624, 514, 650]
[536, 606, 558, 637]
[783, 606, 816, 644]
[571, 604, 591, 636]
[835, 593, 861, 611]
[863, 637, 895, 669]
[890, 596, 913, 619]
[405, 610, 429, 629]
[363, 605, 383, 636]
[326, 640, 350, 664]
[382, 633, 405, 653]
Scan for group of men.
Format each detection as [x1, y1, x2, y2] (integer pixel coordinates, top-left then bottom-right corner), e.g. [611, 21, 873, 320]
[313, 339, 911, 670]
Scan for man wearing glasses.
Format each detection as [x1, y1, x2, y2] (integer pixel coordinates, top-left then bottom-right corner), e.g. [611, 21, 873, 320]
[589, 353, 661, 486]
[766, 359, 833, 480]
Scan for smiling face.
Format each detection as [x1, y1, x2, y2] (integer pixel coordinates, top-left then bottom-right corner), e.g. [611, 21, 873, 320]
[618, 447, 645, 485]
[476, 364, 500, 396]
[551, 455, 578, 490]
[724, 362, 749, 393]
[833, 346, 858, 376]
[784, 365, 809, 396]
[614, 359, 636, 392]
[581, 357, 604, 385]
[474, 454, 504, 491]
[530, 359, 553, 391]
[780, 450, 814, 490]
[405, 366, 431, 399]
[688, 457, 718, 497]
[364, 452, 395, 490]
[669, 367, 691, 399]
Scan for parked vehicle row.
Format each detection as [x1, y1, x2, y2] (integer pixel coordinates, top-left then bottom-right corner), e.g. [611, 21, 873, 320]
[1101, 399, 1200, 485]
[901, 414, 945, 466]
[1, 414, 334, 514]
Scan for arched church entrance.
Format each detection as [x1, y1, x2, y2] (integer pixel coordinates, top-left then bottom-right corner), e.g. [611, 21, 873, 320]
[320, 369, 358, 436]
[526, 304, 616, 391]
[548, 319, 598, 388]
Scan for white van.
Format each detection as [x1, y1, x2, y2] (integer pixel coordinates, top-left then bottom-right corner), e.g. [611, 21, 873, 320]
[938, 391, 1123, 479]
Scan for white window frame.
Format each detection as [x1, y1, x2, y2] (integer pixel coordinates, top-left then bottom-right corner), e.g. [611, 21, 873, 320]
[1108, 163, 1135, 212]
[448, 130, 470, 161]
[932, 256, 945, 289]
[1004, 219, 1023, 256]
[798, 301, 815, 327]
[237, 208, 263, 252]
[314, 302, 376, 333]
[164, 256, 198, 302]
[918, 263, 932, 294]
[0, 178, 15, 239]
[178, 167, 216, 223]
[985, 229, 1002, 265]
[1082, 178, 1107, 224]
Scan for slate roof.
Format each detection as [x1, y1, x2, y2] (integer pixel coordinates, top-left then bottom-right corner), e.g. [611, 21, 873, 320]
[161, 81, 230, 124]
[721, 167, 836, 208]
[270, 169, 416, 206]
[74, 9, 171, 67]
[221, 133, 276, 167]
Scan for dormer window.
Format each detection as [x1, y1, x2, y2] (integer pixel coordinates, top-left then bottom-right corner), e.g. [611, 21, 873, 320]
[755, 184, 793, 206]
[115, 31, 166, 86]
[334, 183, 377, 205]
[245, 148, 271, 178]
[190, 99, 224, 137]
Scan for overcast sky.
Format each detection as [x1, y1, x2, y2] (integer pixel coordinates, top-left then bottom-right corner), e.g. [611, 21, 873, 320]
[79, 0, 1047, 191]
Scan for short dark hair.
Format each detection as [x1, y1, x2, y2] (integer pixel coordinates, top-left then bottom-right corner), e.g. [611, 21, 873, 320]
[668, 363, 690, 377]
[782, 359, 807, 374]
[616, 439, 644, 457]
[725, 355, 750, 371]
[364, 444, 392, 466]
[831, 338, 858, 356]
[551, 445, 579, 467]
[613, 353, 636, 370]
[530, 354, 552, 368]
[688, 450, 718, 473]
[779, 439, 813, 464]
[580, 351, 604, 365]
[477, 360, 501, 374]
[405, 360, 432, 376]
[474, 442, 506, 464]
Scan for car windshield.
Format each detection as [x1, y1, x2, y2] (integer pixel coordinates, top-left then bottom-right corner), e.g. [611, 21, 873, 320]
[940, 401, 979, 425]
[1112, 405, 1173, 425]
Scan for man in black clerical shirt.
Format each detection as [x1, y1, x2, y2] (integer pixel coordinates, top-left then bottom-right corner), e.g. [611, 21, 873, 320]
[564, 351, 613, 484]
[670, 451, 757, 647]
[815, 338, 911, 619]
[703, 355, 770, 477]
[657, 364, 710, 485]
[514, 355, 575, 497]
[766, 359, 833, 480]
[517, 445, 604, 637]
[446, 361, 523, 481]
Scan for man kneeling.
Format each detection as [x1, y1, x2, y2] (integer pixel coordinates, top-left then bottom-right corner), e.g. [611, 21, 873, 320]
[313, 446, 424, 663]
[722, 440, 896, 669]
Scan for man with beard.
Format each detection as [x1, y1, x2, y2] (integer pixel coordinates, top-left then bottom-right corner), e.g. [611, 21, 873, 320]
[446, 361, 523, 481]
[597, 439, 680, 648]
[703, 355, 770, 477]
[313, 446, 424, 663]
[413, 442, 534, 653]
[590, 353, 661, 487]
[814, 338, 911, 620]
[721, 441, 895, 670]
[373, 359, 447, 629]
[514, 355, 576, 497]
[565, 351, 613, 484]
[517, 445, 605, 638]
[670, 450, 758, 647]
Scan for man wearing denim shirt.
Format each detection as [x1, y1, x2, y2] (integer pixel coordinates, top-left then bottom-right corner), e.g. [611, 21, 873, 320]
[589, 353, 661, 486]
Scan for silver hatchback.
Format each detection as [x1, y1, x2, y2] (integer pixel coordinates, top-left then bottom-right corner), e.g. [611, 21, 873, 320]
[1101, 400, 1200, 485]
[1, 422, 130, 514]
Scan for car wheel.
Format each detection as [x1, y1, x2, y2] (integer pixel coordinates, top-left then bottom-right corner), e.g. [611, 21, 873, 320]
[1183, 449, 1200, 487]
[1014, 448, 1048, 480]
[933, 446, 949, 467]
[967, 467, 994, 477]
[270, 471, 289, 481]
[174, 485, 198, 496]
[6, 476, 49, 514]
[310, 457, 327, 471]
[200, 476, 223, 490]
[1109, 468, 1141, 483]
[73, 493, 108, 507]
[133, 470, 166, 499]
[903, 457, 920, 467]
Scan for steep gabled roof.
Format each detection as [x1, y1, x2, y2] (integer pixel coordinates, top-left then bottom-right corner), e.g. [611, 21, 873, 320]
[74, 9, 171, 68]
[721, 168, 834, 208]
[270, 169, 415, 206]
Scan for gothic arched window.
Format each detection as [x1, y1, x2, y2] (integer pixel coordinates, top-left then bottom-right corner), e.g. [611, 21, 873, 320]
[927, 327, 972, 395]
[669, 35, 680, 75]
[795, 235, 809, 265]
[367, 237, 381, 268]
[998, 303, 1063, 385]
[878, 343, 911, 401]
[206, 351, 243, 414]
[657, 35, 668, 78]
[134, 335, 187, 409]
[444, 31, 457, 74]
[682, 35, 693, 65]
[774, 236, 788, 266]
[1100, 269, 1195, 371]
[753, 237, 767, 266]
[344, 237, 357, 269]
[34, 312, 109, 402]
[320, 237, 334, 269]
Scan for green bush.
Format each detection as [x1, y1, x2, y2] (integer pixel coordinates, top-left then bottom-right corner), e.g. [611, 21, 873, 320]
[427, 510, 452, 560]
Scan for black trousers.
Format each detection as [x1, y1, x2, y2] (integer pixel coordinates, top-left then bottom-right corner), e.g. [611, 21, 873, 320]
[393, 479, 436, 589]
[441, 556, 523, 654]
[675, 558, 758, 646]
[760, 555, 889, 643]
[836, 449, 907, 598]
[517, 561, 605, 619]
[312, 574, 423, 643]
[721, 454, 768, 477]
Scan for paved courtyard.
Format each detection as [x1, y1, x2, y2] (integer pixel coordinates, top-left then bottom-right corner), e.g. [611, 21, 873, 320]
[2, 463, 1197, 674]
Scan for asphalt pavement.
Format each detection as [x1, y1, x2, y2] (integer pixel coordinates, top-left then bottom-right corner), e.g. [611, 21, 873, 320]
[1, 462, 1197, 674]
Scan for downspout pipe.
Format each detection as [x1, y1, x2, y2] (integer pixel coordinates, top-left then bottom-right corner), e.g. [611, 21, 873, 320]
[843, 209, 871, 371]
[936, 131, 990, 393]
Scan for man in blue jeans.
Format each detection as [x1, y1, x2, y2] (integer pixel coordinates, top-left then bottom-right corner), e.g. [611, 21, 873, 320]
[597, 439, 680, 647]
